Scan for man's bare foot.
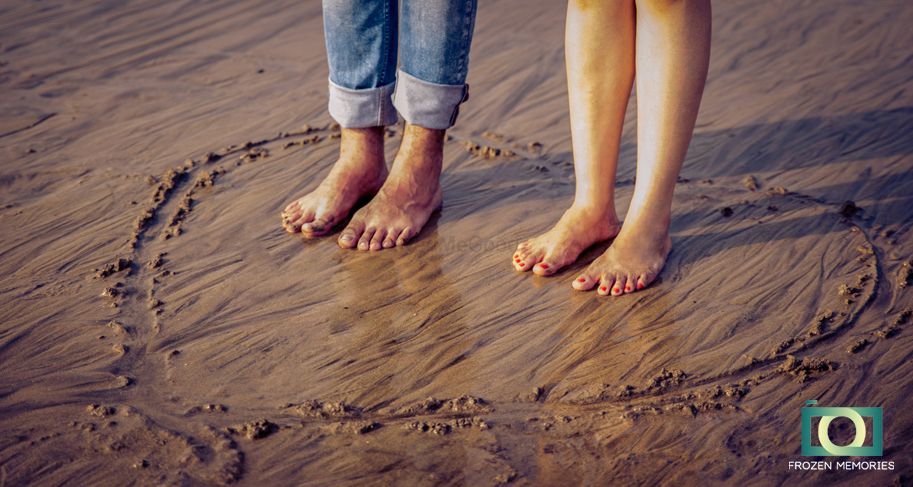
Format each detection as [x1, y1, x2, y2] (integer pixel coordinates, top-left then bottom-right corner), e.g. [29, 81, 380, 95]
[571, 220, 672, 296]
[337, 124, 444, 251]
[281, 127, 387, 237]
[513, 206, 621, 275]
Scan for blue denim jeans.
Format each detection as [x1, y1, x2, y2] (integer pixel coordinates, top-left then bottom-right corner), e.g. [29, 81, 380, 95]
[323, 0, 477, 129]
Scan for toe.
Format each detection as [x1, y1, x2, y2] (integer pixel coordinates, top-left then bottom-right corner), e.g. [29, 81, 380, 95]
[286, 209, 315, 233]
[382, 229, 398, 248]
[283, 207, 302, 225]
[338, 220, 365, 249]
[611, 275, 626, 296]
[282, 216, 298, 233]
[515, 249, 542, 272]
[302, 216, 334, 237]
[597, 275, 614, 296]
[283, 204, 305, 225]
[622, 274, 635, 294]
[512, 247, 524, 265]
[513, 247, 529, 267]
[513, 249, 527, 270]
[369, 229, 386, 251]
[396, 227, 414, 246]
[357, 228, 376, 251]
[533, 258, 558, 276]
[572, 272, 597, 291]
[636, 271, 657, 290]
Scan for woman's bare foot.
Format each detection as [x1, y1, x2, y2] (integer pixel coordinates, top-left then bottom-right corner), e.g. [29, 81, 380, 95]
[337, 124, 444, 251]
[281, 127, 387, 237]
[571, 218, 672, 296]
[513, 206, 621, 275]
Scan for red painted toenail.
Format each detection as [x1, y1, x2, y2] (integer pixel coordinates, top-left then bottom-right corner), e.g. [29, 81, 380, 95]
[577, 277, 585, 282]
[637, 282, 644, 290]
[613, 287, 620, 293]
[625, 286, 631, 291]
[540, 263, 549, 269]
[600, 286, 608, 292]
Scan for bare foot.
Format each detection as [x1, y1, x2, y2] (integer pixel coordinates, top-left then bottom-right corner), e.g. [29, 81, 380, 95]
[571, 221, 672, 296]
[337, 124, 444, 251]
[281, 127, 387, 237]
[513, 206, 621, 275]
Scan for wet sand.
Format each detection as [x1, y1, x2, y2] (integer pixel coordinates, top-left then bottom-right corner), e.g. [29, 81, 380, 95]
[2, 0, 913, 485]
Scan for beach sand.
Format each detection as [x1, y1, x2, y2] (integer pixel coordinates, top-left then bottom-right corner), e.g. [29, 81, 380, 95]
[1, 0, 913, 485]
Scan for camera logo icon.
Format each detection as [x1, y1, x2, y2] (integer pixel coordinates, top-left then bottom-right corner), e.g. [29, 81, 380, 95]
[801, 399, 883, 456]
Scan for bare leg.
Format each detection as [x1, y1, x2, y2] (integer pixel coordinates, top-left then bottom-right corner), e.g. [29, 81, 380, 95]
[512, 0, 634, 275]
[337, 123, 444, 250]
[281, 127, 387, 236]
[574, 0, 711, 296]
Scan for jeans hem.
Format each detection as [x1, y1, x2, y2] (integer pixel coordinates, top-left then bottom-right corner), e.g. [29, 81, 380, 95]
[327, 78, 398, 128]
[392, 69, 469, 130]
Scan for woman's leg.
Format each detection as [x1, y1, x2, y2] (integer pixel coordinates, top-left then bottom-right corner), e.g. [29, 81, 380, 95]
[574, 0, 711, 296]
[513, 0, 635, 274]
[282, 0, 397, 237]
[338, 0, 477, 250]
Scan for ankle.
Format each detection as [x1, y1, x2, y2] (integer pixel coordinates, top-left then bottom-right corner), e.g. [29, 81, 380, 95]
[337, 127, 386, 172]
[616, 216, 671, 248]
[567, 201, 620, 227]
[397, 124, 444, 162]
[388, 125, 445, 180]
[622, 208, 671, 233]
[402, 123, 445, 144]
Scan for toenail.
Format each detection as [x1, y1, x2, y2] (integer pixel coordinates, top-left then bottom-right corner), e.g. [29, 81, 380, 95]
[613, 287, 620, 293]
[340, 235, 353, 242]
[625, 286, 631, 291]
[539, 263, 549, 269]
[577, 277, 585, 282]
[600, 286, 607, 292]
[637, 282, 644, 290]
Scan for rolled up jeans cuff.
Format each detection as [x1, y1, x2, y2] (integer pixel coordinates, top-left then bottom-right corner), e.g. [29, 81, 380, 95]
[327, 79, 398, 128]
[392, 69, 469, 130]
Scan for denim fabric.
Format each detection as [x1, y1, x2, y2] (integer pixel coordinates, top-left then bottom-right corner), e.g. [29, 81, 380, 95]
[328, 79, 398, 128]
[392, 70, 469, 130]
[323, 0, 397, 90]
[399, 0, 476, 86]
[323, 0, 476, 129]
